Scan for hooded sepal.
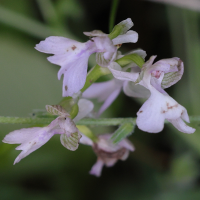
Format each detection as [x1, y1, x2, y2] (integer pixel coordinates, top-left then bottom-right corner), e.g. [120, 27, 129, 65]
[46, 105, 69, 116]
[60, 131, 82, 151]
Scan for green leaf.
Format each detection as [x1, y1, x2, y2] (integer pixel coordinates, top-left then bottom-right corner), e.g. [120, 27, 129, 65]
[116, 53, 145, 68]
[80, 64, 111, 93]
[110, 122, 135, 144]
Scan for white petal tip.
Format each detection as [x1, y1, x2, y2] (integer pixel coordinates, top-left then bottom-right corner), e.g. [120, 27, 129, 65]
[89, 170, 101, 177]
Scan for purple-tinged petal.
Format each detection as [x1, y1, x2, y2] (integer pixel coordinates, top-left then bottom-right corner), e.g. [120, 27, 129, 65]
[3, 127, 41, 144]
[83, 30, 106, 37]
[180, 109, 190, 123]
[14, 127, 55, 164]
[168, 118, 195, 134]
[79, 134, 93, 146]
[96, 52, 117, 68]
[35, 36, 85, 55]
[82, 79, 118, 101]
[89, 159, 104, 177]
[136, 93, 166, 133]
[104, 158, 118, 167]
[120, 150, 129, 161]
[136, 56, 157, 86]
[112, 30, 138, 45]
[123, 81, 150, 98]
[119, 139, 135, 151]
[93, 36, 116, 53]
[150, 72, 168, 94]
[94, 36, 117, 68]
[152, 57, 180, 73]
[136, 87, 193, 133]
[73, 99, 94, 122]
[97, 88, 121, 116]
[108, 62, 139, 81]
[58, 117, 78, 137]
[62, 57, 88, 97]
[127, 49, 147, 59]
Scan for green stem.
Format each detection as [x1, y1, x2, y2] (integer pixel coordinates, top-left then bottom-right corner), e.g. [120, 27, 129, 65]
[0, 116, 199, 126]
[0, 116, 54, 125]
[80, 64, 111, 92]
[0, 116, 135, 126]
[109, 0, 120, 32]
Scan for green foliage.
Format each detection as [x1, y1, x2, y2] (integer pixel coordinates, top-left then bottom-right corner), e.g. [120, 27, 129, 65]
[116, 53, 145, 68]
[110, 122, 135, 144]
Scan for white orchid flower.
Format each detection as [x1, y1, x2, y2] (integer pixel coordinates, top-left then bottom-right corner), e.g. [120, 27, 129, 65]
[3, 99, 94, 164]
[134, 56, 195, 133]
[35, 18, 138, 97]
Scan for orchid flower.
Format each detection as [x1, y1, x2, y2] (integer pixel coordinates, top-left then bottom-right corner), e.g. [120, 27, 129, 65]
[3, 99, 94, 164]
[80, 133, 134, 177]
[110, 55, 195, 133]
[35, 18, 138, 97]
[136, 56, 195, 133]
[83, 50, 147, 116]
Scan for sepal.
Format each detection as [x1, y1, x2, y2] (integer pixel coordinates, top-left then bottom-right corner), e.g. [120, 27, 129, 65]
[60, 131, 82, 151]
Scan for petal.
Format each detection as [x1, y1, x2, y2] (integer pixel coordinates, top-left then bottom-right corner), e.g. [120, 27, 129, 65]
[58, 117, 78, 137]
[14, 127, 54, 164]
[97, 88, 121, 116]
[136, 88, 191, 133]
[136, 94, 166, 133]
[35, 36, 86, 55]
[89, 158, 104, 177]
[112, 30, 138, 45]
[82, 79, 118, 101]
[150, 57, 180, 73]
[108, 62, 139, 81]
[119, 139, 135, 151]
[83, 30, 106, 37]
[96, 52, 117, 68]
[79, 134, 93, 146]
[127, 49, 147, 59]
[168, 118, 195, 134]
[3, 127, 41, 144]
[136, 56, 157, 86]
[93, 36, 116, 53]
[62, 57, 88, 97]
[150, 72, 168, 94]
[120, 150, 129, 161]
[104, 158, 118, 167]
[123, 81, 150, 98]
[73, 99, 94, 122]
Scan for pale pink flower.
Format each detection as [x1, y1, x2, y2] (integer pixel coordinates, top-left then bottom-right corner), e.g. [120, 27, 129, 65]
[3, 99, 94, 164]
[136, 56, 195, 133]
[80, 134, 134, 177]
[35, 19, 138, 97]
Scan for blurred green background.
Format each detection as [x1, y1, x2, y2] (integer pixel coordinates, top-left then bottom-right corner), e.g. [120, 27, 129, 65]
[1, 0, 200, 199]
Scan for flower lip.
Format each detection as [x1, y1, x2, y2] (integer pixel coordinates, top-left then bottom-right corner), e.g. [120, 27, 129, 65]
[92, 143, 127, 160]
